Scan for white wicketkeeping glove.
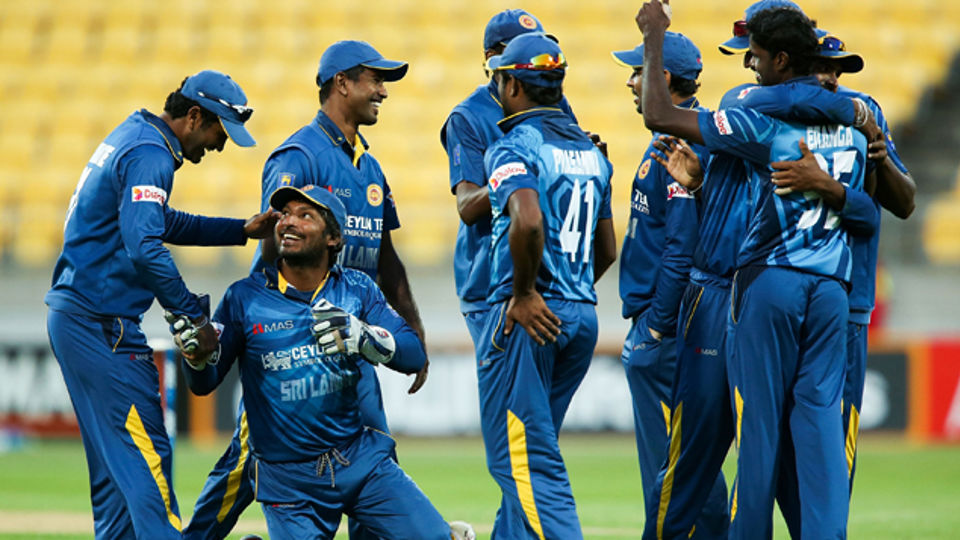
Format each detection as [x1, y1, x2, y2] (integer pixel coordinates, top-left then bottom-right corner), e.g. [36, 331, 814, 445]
[164, 310, 219, 370]
[311, 299, 395, 364]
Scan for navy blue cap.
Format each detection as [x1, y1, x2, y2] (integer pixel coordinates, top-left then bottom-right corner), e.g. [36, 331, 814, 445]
[488, 33, 566, 88]
[612, 31, 703, 80]
[718, 0, 803, 55]
[180, 70, 255, 147]
[483, 9, 546, 50]
[270, 185, 347, 231]
[816, 33, 864, 74]
[316, 40, 408, 87]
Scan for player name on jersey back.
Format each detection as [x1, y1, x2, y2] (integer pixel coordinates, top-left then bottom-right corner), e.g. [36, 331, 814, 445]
[805, 125, 854, 150]
[552, 148, 602, 176]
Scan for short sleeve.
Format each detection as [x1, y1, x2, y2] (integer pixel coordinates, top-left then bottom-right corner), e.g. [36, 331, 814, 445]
[697, 108, 776, 165]
[260, 148, 314, 212]
[443, 112, 488, 192]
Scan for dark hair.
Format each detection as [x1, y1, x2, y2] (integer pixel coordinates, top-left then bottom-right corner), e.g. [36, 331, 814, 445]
[746, 7, 818, 75]
[669, 75, 700, 98]
[163, 77, 219, 125]
[316, 205, 344, 258]
[318, 65, 366, 104]
[501, 71, 564, 106]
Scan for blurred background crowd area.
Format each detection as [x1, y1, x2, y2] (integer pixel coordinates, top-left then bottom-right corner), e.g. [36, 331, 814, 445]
[0, 0, 959, 341]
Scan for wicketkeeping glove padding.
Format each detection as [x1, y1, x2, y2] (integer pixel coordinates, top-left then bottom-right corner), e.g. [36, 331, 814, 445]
[311, 299, 395, 364]
[164, 294, 218, 370]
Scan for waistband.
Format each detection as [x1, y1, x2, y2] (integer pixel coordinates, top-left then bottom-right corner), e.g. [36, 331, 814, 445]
[690, 268, 732, 289]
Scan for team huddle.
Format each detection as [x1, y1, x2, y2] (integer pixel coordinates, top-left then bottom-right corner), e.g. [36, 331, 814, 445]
[44, 0, 915, 539]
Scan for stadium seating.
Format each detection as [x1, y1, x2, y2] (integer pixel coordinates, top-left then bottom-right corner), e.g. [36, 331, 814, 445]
[1, 0, 957, 268]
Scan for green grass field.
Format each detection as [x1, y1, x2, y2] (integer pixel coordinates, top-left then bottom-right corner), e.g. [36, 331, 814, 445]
[1, 433, 958, 538]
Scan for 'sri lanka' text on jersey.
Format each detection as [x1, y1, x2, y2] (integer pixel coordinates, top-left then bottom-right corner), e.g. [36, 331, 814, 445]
[484, 108, 613, 305]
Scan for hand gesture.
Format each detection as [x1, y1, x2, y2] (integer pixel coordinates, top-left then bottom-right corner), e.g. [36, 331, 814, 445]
[770, 139, 833, 196]
[244, 210, 281, 239]
[505, 291, 561, 346]
[651, 135, 703, 191]
[584, 131, 608, 158]
[636, 0, 672, 36]
[407, 358, 429, 394]
[867, 136, 887, 162]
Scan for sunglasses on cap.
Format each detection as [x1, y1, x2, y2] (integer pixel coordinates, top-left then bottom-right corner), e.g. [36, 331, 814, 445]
[732, 19, 748, 38]
[495, 52, 567, 71]
[197, 91, 254, 122]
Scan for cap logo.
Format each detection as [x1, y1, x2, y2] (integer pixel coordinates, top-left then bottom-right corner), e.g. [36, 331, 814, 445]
[518, 14, 537, 29]
[280, 173, 294, 186]
[366, 184, 384, 206]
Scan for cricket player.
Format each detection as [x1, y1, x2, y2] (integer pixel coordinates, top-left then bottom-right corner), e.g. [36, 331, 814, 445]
[173, 184, 470, 540]
[609, 32, 729, 539]
[784, 32, 916, 495]
[479, 32, 617, 539]
[637, 2, 873, 536]
[440, 8, 576, 353]
[185, 41, 428, 540]
[44, 70, 275, 539]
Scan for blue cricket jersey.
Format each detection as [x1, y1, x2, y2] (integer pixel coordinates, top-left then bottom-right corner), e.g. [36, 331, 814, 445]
[46, 110, 247, 320]
[697, 107, 868, 283]
[441, 80, 577, 313]
[485, 107, 613, 305]
[250, 110, 401, 279]
[185, 264, 425, 462]
[837, 86, 909, 323]
[619, 97, 704, 331]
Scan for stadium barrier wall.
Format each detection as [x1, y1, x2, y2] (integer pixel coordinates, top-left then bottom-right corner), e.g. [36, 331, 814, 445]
[1, 340, 958, 441]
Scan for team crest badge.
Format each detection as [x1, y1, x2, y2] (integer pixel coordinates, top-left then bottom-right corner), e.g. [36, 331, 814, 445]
[638, 159, 651, 179]
[366, 184, 384, 206]
[279, 173, 294, 186]
[518, 14, 537, 29]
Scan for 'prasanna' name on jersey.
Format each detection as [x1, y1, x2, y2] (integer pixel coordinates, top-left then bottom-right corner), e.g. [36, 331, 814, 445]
[805, 125, 854, 151]
[552, 148, 601, 176]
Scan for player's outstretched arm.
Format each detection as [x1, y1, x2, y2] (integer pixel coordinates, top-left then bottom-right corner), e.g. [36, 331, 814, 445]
[504, 188, 560, 345]
[636, 0, 704, 144]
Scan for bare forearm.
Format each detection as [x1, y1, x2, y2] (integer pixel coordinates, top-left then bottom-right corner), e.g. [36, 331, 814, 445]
[379, 268, 425, 339]
[641, 29, 704, 144]
[875, 159, 916, 219]
[593, 218, 616, 282]
[455, 181, 492, 225]
[509, 218, 543, 296]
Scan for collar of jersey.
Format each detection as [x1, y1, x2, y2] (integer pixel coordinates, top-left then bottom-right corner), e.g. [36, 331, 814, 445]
[140, 109, 184, 165]
[497, 106, 564, 133]
[314, 110, 370, 164]
[262, 262, 341, 303]
[486, 79, 502, 109]
[678, 96, 700, 110]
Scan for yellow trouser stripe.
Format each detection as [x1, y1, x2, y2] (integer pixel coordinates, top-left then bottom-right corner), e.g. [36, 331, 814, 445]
[730, 477, 739, 523]
[657, 402, 683, 540]
[731, 387, 744, 523]
[661, 401, 672, 437]
[218, 411, 251, 523]
[846, 405, 860, 476]
[124, 404, 181, 531]
[507, 410, 545, 540]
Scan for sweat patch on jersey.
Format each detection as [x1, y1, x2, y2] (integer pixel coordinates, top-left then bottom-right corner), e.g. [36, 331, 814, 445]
[131, 185, 167, 205]
[713, 111, 734, 136]
[489, 162, 528, 191]
[667, 182, 693, 200]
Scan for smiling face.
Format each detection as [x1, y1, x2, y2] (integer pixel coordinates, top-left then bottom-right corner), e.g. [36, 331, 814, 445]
[627, 66, 644, 113]
[345, 68, 388, 126]
[275, 199, 340, 267]
[180, 107, 228, 164]
[747, 36, 785, 86]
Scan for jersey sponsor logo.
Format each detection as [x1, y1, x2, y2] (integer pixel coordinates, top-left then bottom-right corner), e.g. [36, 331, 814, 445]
[805, 125, 854, 151]
[251, 320, 294, 335]
[667, 182, 693, 200]
[366, 184, 383, 206]
[737, 86, 758, 100]
[638, 159, 651, 179]
[489, 162, 528, 191]
[131, 185, 167, 205]
[518, 14, 538, 29]
[260, 343, 326, 371]
[696, 347, 719, 356]
[552, 148, 601, 176]
[333, 187, 352, 198]
[714, 110, 734, 136]
[279, 173, 294, 186]
[631, 188, 649, 215]
[280, 371, 359, 401]
[89, 143, 116, 168]
[128, 353, 152, 361]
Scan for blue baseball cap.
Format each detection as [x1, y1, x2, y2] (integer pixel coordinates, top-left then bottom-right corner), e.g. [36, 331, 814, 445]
[180, 70, 255, 147]
[816, 33, 864, 73]
[269, 185, 347, 231]
[612, 32, 703, 80]
[483, 9, 548, 51]
[316, 40, 408, 87]
[718, 0, 803, 55]
[488, 33, 566, 88]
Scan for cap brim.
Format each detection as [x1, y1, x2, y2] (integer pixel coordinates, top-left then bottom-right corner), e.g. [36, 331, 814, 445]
[611, 50, 643, 68]
[487, 54, 505, 70]
[361, 59, 409, 81]
[220, 118, 256, 147]
[269, 186, 329, 213]
[820, 51, 864, 73]
[719, 35, 750, 55]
